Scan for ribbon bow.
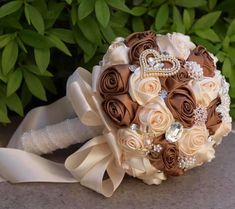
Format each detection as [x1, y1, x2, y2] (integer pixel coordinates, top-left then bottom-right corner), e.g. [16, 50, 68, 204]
[0, 67, 125, 197]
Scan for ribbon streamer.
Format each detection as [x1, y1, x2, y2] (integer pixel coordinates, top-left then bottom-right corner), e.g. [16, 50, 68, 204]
[0, 67, 125, 197]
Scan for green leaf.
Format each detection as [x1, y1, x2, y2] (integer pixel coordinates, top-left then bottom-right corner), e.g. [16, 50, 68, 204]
[21, 83, 32, 107]
[0, 34, 15, 48]
[0, 100, 10, 123]
[227, 19, 235, 36]
[0, 1, 23, 18]
[95, 0, 110, 27]
[78, 0, 94, 20]
[183, 9, 192, 31]
[175, 0, 206, 8]
[155, 4, 169, 31]
[74, 28, 97, 62]
[34, 48, 50, 72]
[192, 11, 221, 30]
[48, 29, 75, 44]
[65, 0, 73, 4]
[78, 16, 101, 44]
[24, 4, 30, 24]
[132, 17, 145, 32]
[195, 29, 220, 42]
[47, 34, 72, 56]
[2, 40, 18, 75]
[23, 70, 46, 101]
[172, 6, 185, 33]
[71, 4, 77, 25]
[107, 0, 131, 13]
[131, 7, 147, 16]
[100, 25, 116, 43]
[16, 37, 27, 53]
[6, 93, 23, 116]
[7, 68, 23, 96]
[208, 0, 217, 10]
[27, 5, 45, 34]
[25, 65, 53, 77]
[222, 58, 232, 77]
[19, 30, 52, 48]
[40, 77, 57, 94]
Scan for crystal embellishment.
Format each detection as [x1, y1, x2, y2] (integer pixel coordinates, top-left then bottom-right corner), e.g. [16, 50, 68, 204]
[165, 122, 183, 143]
[130, 123, 140, 131]
[153, 144, 163, 152]
[194, 106, 208, 125]
[129, 65, 138, 72]
[158, 89, 168, 99]
[185, 61, 203, 80]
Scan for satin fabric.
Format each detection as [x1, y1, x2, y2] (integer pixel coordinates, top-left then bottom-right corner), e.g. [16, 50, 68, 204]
[0, 67, 125, 197]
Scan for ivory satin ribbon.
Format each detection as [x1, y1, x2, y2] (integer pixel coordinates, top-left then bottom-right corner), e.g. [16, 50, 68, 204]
[0, 67, 125, 197]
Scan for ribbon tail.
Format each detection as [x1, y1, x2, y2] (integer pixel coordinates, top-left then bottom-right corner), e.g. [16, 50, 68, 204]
[0, 148, 77, 183]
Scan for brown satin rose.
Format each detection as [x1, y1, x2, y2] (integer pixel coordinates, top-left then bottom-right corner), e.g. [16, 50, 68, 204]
[99, 64, 131, 97]
[125, 31, 159, 65]
[148, 135, 184, 176]
[187, 45, 215, 77]
[159, 63, 191, 92]
[206, 97, 222, 135]
[165, 85, 196, 128]
[102, 94, 140, 127]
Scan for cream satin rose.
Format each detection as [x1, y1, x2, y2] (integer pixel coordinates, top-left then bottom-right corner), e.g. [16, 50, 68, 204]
[157, 32, 195, 60]
[189, 75, 221, 107]
[178, 125, 209, 156]
[129, 69, 161, 105]
[122, 157, 166, 185]
[102, 37, 129, 70]
[195, 141, 215, 166]
[212, 121, 232, 145]
[117, 128, 144, 153]
[139, 99, 174, 136]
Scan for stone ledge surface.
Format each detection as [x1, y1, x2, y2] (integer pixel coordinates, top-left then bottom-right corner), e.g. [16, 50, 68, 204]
[0, 120, 234, 209]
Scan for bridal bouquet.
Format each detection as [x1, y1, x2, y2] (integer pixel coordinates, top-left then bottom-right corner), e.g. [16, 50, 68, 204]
[0, 31, 231, 197]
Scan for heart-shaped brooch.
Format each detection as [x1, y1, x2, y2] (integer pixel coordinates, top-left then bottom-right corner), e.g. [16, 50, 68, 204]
[139, 49, 181, 78]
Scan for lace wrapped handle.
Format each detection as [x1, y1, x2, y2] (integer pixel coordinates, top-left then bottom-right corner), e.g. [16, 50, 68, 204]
[18, 118, 102, 155]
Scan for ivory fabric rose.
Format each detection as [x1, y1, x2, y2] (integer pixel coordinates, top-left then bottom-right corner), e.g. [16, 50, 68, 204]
[157, 33, 195, 60]
[165, 85, 197, 128]
[187, 45, 215, 77]
[125, 31, 158, 65]
[188, 76, 221, 107]
[159, 66, 191, 92]
[102, 94, 140, 127]
[117, 128, 144, 153]
[148, 135, 184, 176]
[195, 142, 215, 166]
[129, 69, 161, 105]
[102, 38, 129, 70]
[206, 97, 222, 135]
[139, 99, 174, 136]
[212, 121, 232, 145]
[178, 125, 209, 156]
[99, 64, 131, 97]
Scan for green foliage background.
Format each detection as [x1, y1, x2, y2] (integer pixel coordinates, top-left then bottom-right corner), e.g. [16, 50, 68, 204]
[0, 0, 235, 123]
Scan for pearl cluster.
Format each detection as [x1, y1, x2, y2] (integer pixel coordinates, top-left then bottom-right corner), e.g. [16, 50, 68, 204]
[216, 74, 232, 123]
[178, 156, 196, 169]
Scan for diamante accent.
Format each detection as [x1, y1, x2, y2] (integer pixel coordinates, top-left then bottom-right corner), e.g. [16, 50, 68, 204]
[165, 122, 183, 143]
[153, 144, 163, 152]
[185, 61, 203, 80]
[194, 106, 208, 125]
[129, 65, 138, 72]
[158, 89, 168, 99]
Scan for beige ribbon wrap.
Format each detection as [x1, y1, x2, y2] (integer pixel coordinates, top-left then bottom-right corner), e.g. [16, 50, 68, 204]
[0, 67, 125, 197]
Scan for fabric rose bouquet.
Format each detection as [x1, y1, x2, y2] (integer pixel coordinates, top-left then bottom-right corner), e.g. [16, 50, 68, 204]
[0, 31, 232, 197]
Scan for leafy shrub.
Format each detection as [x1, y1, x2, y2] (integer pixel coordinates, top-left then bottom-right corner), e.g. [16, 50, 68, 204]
[0, 0, 235, 122]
